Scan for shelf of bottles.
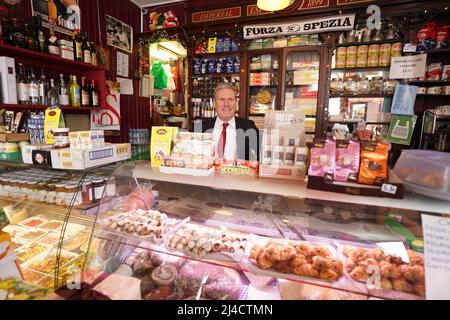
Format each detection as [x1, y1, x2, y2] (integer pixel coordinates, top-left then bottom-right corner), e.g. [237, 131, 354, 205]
[15, 63, 100, 109]
[1, 15, 106, 109]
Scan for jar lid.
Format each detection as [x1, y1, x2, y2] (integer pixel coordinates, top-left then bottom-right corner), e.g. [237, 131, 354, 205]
[54, 128, 70, 133]
[55, 183, 66, 188]
[92, 178, 105, 183]
[65, 184, 79, 189]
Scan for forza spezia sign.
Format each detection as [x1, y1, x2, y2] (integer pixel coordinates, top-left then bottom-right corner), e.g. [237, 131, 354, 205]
[243, 14, 356, 39]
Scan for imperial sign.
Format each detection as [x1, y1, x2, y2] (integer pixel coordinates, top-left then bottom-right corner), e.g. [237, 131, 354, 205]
[243, 14, 355, 39]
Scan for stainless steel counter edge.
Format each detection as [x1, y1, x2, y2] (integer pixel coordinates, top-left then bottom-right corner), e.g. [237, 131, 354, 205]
[132, 164, 450, 214]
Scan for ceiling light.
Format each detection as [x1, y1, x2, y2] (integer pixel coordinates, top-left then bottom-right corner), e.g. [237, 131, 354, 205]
[257, 0, 291, 12]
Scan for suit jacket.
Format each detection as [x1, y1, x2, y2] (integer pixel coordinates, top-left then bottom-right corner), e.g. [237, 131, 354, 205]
[198, 117, 260, 161]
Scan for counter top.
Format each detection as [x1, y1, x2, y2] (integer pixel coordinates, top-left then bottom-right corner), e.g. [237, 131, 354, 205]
[132, 164, 450, 214]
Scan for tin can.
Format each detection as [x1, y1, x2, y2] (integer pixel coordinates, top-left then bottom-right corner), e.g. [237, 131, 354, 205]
[346, 46, 357, 68]
[336, 47, 347, 68]
[356, 45, 369, 67]
[367, 44, 380, 67]
[379, 43, 392, 66]
[391, 42, 403, 57]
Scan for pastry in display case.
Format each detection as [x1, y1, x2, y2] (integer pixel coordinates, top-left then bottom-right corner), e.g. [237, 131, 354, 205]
[79, 161, 438, 300]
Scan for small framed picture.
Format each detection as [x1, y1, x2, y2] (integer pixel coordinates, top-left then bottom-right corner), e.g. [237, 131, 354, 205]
[105, 14, 133, 53]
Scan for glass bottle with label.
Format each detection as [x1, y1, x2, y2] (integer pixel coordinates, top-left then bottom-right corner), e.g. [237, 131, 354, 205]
[47, 78, 59, 106]
[7, 18, 27, 48]
[16, 63, 29, 104]
[82, 33, 91, 64]
[48, 0, 58, 24]
[28, 67, 40, 105]
[90, 42, 97, 66]
[89, 79, 99, 107]
[81, 76, 90, 106]
[58, 74, 70, 106]
[38, 69, 48, 105]
[69, 74, 81, 106]
[72, 29, 83, 62]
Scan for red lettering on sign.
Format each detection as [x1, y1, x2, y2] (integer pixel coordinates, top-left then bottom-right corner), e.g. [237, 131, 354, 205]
[246, 4, 271, 16]
[299, 0, 330, 10]
[192, 7, 241, 23]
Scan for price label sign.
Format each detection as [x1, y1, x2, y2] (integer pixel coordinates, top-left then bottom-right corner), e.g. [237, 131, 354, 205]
[389, 54, 427, 79]
[381, 183, 398, 194]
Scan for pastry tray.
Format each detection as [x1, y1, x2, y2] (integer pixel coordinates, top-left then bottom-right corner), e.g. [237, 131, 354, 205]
[18, 216, 48, 228]
[22, 248, 79, 276]
[334, 240, 424, 300]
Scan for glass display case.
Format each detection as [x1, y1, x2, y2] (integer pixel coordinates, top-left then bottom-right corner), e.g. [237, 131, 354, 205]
[82, 161, 446, 300]
[0, 162, 118, 290]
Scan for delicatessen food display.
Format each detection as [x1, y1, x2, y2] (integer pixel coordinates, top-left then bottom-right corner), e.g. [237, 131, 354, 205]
[70, 162, 434, 301]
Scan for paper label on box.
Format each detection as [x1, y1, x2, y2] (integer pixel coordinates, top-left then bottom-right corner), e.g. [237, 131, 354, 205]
[62, 161, 74, 169]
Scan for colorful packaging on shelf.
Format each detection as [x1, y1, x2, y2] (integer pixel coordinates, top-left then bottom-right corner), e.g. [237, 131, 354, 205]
[200, 59, 208, 74]
[151, 126, 178, 167]
[207, 59, 216, 74]
[358, 141, 389, 186]
[193, 59, 201, 75]
[223, 37, 231, 52]
[334, 140, 360, 183]
[226, 57, 234, 73]
[442, 65, 450, 80]
[216, 58, 225, 74]
[194, 41, 207, 54]
[207, 37, 217, 53]
[308, 139, 336, 181]
[216, 37, 224, 53]
[416, 21, 437, 51]
[233, 56, 240, 73]
[231, 39, 239, 52]
[436, 26, 450, 49]
[427, 63, 442, 80]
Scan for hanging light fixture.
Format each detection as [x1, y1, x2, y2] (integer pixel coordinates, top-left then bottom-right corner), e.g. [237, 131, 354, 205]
[257, 0, 291, 12]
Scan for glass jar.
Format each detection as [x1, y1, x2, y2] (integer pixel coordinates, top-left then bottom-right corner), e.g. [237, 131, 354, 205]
[9, 179, 20, 199]
[344, 78, 357, 95]
[54, 128, 70, 148]
[46, 182, 57, 204]
[64, 184, 82, 206]
[55, 183, 67, 206]
[93, 178, 106, 201]
[383, 79, 398, 95]
[81, 180, 94, 205]
[357, 77, 370, 95]
[37, 182, 48, 202]
[330, 78, 344, 95]
[370, 76, 384, 95]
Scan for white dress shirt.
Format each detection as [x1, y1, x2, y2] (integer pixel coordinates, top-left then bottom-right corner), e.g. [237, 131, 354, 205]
[213, 116, 237, 161]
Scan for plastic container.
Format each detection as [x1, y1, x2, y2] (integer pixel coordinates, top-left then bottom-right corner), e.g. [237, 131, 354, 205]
[394, 150, 450, 198]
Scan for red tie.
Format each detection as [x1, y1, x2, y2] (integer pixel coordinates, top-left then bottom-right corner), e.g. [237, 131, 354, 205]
[218, 122, 229, 158]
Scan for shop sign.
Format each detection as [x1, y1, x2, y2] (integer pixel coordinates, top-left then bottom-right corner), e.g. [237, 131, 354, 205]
[192, 7, 241, 23]
[336, 0, 375, 5]
[389, 54, 427, 79]
[243, 14, 355, 39]
[246, 5, 271, 16]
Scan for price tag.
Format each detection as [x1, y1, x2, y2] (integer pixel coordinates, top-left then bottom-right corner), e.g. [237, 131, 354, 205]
[403, 43, 417, 53]
[381, 183, 397, 194]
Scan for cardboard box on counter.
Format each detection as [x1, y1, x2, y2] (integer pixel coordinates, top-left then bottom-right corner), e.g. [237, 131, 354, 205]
[22, 143, 130, 170]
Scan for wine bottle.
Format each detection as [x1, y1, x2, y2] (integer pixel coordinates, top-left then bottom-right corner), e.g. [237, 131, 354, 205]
[72, 29, 83, 62]
[69, 74, 81, 106]
[90, 79, 99, 107]
[90, 41, 97, 66]
[17, 63, 29, 104]
[81, 76, 90, 106]
[82, 32, 91, 64]
[47, 78, 59, 106]
[58, 74, 69, 106]
[38, 68, 49, 105]
[28, 67, 40, 105]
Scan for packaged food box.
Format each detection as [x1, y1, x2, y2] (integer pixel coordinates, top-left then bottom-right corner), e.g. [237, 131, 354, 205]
[23, 249, 78, 275]
[62, 232, 90, 251]
[2, 225, 28, 238]
[394, 150, 450, 197]
[39, 220, 64, 231]
[37, 232, 61, 246]
[18, 216, 48, 228]
[16, 229, 48, 242]
[16, 242, 51, 264]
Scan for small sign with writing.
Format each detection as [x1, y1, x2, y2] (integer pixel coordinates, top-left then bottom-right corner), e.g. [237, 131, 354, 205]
[389, 54, 427, 79]
[192, 7, 241, 23]
[421, 214, 450, 300]
[381, 183, 398, 195]
[243, 14, 355, 39]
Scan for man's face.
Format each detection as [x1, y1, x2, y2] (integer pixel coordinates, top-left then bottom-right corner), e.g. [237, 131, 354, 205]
[214, 88, 237, 123]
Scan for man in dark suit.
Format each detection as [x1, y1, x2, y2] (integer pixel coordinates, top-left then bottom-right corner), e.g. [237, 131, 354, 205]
[194, 83, 259, 161]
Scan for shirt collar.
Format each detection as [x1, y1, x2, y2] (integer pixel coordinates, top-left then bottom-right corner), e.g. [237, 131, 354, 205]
[215, 116, 236, 129]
